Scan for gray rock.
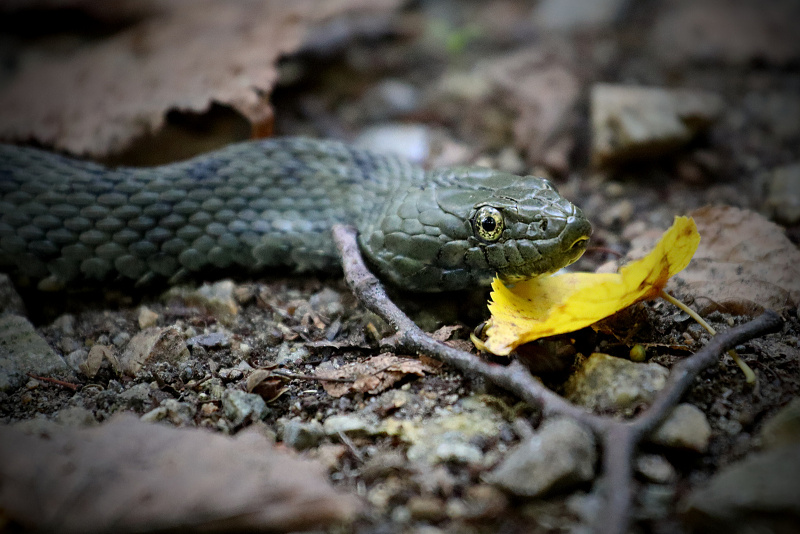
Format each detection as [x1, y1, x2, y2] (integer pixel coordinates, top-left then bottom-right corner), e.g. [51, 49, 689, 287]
[403, 397, 507, 467]
[0, 273, 25, 316]
[487, 417, 596, 497]
[281, 418, 325, 450]
[766, 163, 800, 225]
[649, 403, 711, 452]
[186, 331, 230, 350]
[141, 399, 195, 426]
[636, 454, 676, 484]
[682, 443, 800, 532]
[760, 397, 800, 450]
[119, 382, 154, 406]
[591, 84, 723, 166]
[533, 0, 629, 31]
[54, 406, 98, 427]
[166, 280, 239, 321]
[353, 124, 430, 164]
[0, 315, 68, 392]
[323, 414, 376, 438]
[275, 344, 310, 365]
[564, 352, 669, 414]
[222, 390, 268, 426]
[361, 79, 420, 120]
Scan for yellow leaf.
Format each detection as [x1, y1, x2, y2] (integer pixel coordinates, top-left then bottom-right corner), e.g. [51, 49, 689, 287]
[482, 216, 700, 355]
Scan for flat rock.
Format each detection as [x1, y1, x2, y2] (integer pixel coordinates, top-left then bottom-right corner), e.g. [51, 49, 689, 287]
[765, 163, 800, 225]
[0, 314, 68, 392]
[486, 417, 596, 497]
[222, 390, 268, 426]
[0, 413, 358, 533]
[760, 397, 800, 450]
[119, 326, 189, 377]
[682, 443, 800, 532]
[401, 397, 507, 467]
[591, 84, 723, 167]
[563, 352, 669, 415]
[649, 403, 711, 453]
[0, 273, 26, 316]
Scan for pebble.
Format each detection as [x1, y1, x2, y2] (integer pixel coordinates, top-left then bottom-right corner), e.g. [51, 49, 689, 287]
[683, 443, 800, 531]
[564, 352, 669, 415]
[649, 403, 711, 452]
[222, 390, 269, 426]
[137, 306, 159, 330]
[0, 273, 26, 316]
[636, 454, 676, 484]
[140, 399, 195, 426]
[0, 314, 68, 392]
[353, 124, 430, 165]
[323, 414, 377, 438]
[167, 280, 239, 321]
[486, 417, 596, 497]
[119, 326, 189, 377]
[274, 344, 310, 365]
[760, 397, 800, 450]
[54, 406, 98, 427]
[309, 287, 345, 317]
[765, 163, 800, 225]
[533, 0, 629, 31]
[186, 332, 230, 350]
[403, 397, 507, 467]
[591, 84, 723, 167]
[361, 79, 420, 120]
[281, 418, 325, 450]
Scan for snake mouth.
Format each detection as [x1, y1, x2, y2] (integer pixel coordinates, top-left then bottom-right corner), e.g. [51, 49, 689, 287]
[495, 213, 592, 284]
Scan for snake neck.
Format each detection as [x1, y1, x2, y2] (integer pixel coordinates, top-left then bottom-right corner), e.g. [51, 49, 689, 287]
[0, 139, 423, 288]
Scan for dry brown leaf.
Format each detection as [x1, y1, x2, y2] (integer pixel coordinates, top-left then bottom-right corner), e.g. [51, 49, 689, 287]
[0, 0, 402, 157]
[316, 354, 438, 397]
[668, 206, 800, 314]
[0, 414, 359, 533]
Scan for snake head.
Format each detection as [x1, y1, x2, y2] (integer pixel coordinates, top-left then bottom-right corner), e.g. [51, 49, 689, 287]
[434, 167, 592, 285]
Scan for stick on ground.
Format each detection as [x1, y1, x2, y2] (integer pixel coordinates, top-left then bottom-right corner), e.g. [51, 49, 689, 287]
[332, 224, 783, 534]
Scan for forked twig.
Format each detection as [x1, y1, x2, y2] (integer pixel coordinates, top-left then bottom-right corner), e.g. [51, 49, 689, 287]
[331, 225, 783, 534]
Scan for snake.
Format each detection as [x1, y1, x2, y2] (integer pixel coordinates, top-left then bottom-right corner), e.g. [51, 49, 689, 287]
[0, 138, 591, 292]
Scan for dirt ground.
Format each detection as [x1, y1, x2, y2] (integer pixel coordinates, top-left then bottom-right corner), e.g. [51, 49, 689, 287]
[1, 1, 799, 533]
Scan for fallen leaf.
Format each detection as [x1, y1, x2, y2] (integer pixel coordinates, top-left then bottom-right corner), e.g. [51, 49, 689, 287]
[316, 354, 438, 397]
[669, 205, 800, 314]
[0, 414, 359, 533]
[0, 0, 402, 157]
[246, 369, 290, 402]
[483, 216, 700, 355]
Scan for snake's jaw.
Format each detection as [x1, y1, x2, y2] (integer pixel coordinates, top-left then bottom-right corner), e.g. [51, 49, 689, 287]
[494, 203, 592, 284]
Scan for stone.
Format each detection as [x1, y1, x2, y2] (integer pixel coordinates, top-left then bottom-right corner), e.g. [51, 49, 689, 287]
[166, 280, 239, 321]
[649, 403, 712, 452]
[141, 399, 195, 426]
[765, 163, 800, 225]
[323, 414, 376, 438]
[486, 417, 596, 497]
[636, 454, 676, 484]
[222, 390, 268, 426]
[274, 344, 310, 365]
[533, 0, 629, 31]
[760, 397, 800, 450]
[564, 352, 669, 414]
[682, 443, 800, 532]
[402, 397, 507, 467]
[591, 84, 723, 167]
[353, 123, 430, 164]
[0, 314, 68, 392]
[186, 331, 230, 350]
[281, 418, 325, 451]
[137, 306, 159, 329]
[119, 326, 189, 376]
[0, 273, 25, 316]
[54, 406, 98, 427]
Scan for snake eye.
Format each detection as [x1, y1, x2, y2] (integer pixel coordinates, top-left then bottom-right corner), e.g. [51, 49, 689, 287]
[474, 206, 504, 242]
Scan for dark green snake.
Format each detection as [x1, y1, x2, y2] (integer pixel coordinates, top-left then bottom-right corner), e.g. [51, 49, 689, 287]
[0, 138, 591, 292]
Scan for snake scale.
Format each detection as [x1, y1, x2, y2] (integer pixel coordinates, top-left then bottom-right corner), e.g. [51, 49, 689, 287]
[0, 138, 591, 292]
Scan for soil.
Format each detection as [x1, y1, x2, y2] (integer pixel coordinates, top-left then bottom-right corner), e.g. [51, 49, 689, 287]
[1, 1, 799, 533]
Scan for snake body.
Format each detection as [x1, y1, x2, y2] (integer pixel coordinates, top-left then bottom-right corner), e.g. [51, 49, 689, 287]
[0, 138, 591, 292]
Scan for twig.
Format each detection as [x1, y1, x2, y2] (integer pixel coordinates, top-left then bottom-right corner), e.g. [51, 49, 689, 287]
[26, 373, 80, 391]
[331, 224, 783, 534]
[271, 369, 354, 383]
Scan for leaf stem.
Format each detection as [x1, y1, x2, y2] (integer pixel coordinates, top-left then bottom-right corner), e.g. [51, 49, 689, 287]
[659, 290, 756, 384]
